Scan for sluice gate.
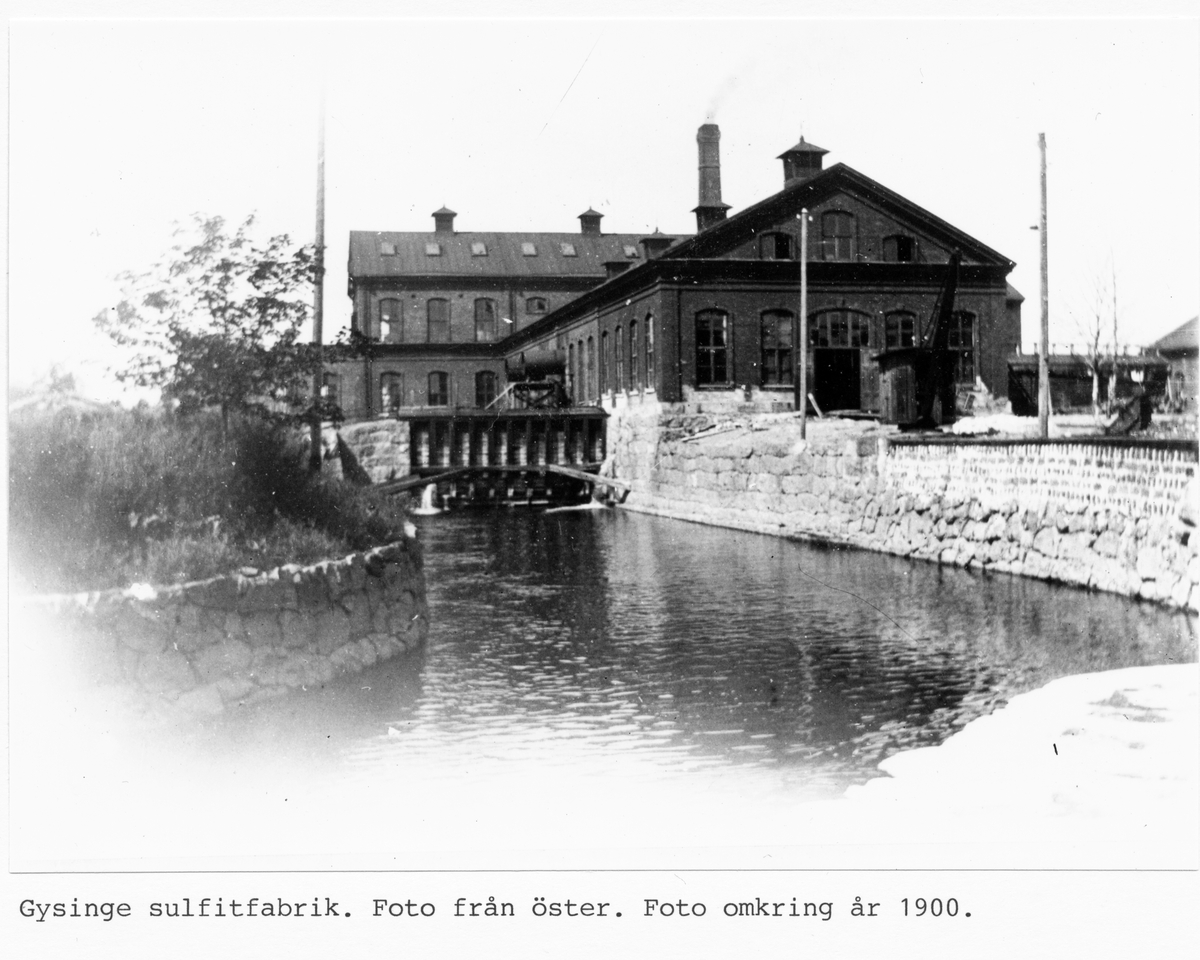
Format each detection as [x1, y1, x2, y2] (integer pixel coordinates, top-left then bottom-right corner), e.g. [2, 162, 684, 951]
[377, 408, 614, 507]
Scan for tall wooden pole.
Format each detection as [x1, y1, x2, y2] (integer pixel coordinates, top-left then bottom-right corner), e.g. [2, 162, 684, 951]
[309, 89, 327, 471]
[798, 208, 809, 439]
[1110, 260, 1119, 405]
[1038, 133, 1050, 438]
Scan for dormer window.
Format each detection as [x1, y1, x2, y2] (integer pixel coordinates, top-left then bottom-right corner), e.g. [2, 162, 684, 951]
[623, 245, 639, 259]
[471, 241, 488, 256]
[425, 242, 441, 256]
[522, 242, 537, 256]
[883, 235, 916, 263]
[379, 241, 397, 256]
[759, 232, 793, 261]
[559, 242, 577, 257]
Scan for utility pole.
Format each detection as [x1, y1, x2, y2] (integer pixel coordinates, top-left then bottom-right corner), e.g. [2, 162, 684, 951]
[309, 89, 327, 472]
[1038, 133, 1050, 439]
[797, 208, 809, 439]
[1110, 260, 1119, 406]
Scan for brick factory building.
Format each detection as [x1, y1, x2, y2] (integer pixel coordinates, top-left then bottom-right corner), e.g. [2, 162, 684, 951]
[332, 124, 1021, 420]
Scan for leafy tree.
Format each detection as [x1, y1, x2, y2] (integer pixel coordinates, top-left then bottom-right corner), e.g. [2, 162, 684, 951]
[95, 214, 324, 436]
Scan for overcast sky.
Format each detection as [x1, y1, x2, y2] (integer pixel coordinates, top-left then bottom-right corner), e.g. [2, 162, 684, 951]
[6, 3, 1199, 400]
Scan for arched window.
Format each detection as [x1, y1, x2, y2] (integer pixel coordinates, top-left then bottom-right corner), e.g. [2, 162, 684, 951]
[427, 299, 450, 342]
[645, 314, 655, 390]
[948, 311, 976, 384]
[475, 370, 498, 408]
[884, 310, 918, 349]
[882, 235, 916, 263]
[615, 325, 624, 394]
[526, 297, 547, 315]
[427, 371, 449, 406]
[758, 231, 793, 261]
[696, 310, 730, 385]
[629, 320, 639, 390]
[378, 298, 403, 343]
[600, 331, 610, 395]
[380, 372, 403, 413]
[586, 336, 595, 402]
[821, 211, 856, 261]
[568, 342, 576, 399]
[320, 372, 340, 412]
[474, 298, 497, 342]
[760, 310, 794, 386]
[809, 308, 871, 348]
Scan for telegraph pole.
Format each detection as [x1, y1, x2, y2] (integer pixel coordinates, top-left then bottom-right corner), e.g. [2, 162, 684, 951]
[1038, 133, 1050, 439]
[309, 88, 327, 472]
[1110, 261, 1119, 405]
[797, 208, 809, 439]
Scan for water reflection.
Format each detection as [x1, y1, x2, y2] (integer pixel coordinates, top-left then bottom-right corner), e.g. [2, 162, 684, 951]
[321, 509, 1196, 799]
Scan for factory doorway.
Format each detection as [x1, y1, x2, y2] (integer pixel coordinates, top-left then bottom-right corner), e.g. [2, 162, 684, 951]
[813, 349, 861, 413]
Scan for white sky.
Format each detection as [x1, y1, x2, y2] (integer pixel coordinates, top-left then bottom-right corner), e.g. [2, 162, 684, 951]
[5, 2, 1199, 401]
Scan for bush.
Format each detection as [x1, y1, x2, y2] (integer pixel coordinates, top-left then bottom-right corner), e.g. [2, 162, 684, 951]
[8, 406, 410, 593]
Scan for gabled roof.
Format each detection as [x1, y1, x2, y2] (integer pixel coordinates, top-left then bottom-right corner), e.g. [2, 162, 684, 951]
[349, 231, 687, 279]
[660, 162, 1014, 268]
[1151, 316, 1198, 353]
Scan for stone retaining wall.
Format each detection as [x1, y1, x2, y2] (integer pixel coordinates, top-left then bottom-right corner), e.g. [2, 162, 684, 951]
[338, 419, 411, 484]
[609, 404, 1200, 611]
[16, 538, 428, 719]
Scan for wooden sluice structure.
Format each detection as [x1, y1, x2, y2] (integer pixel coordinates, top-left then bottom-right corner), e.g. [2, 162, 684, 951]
[375, 408, 622, 507]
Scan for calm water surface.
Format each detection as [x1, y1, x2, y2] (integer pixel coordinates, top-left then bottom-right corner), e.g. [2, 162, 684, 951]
[216, 508, 1197, 801]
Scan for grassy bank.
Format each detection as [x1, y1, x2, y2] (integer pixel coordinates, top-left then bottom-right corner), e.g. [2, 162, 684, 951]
[8, 406, 410, 593]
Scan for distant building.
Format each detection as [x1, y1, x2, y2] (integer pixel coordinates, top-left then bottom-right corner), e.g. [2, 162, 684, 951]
[1151, 316, 1198, 410]
[1007, 351, 1170, 417]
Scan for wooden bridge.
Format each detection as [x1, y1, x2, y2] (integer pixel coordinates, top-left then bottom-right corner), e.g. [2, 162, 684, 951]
[373, 408, 628, 507]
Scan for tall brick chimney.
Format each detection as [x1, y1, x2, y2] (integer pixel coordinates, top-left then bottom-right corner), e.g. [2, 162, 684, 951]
[692, 124, 731, 232]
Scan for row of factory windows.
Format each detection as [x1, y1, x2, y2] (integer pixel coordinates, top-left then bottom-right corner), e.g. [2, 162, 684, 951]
[694, 307, 976, 386]
[758, 212, 918, 263]
[373, 296, 547, 344]
[321, 370, 501, 414]
[324, 307, 977, 413]
[566, 315, 659, 403]
[561, 308, 976, 398]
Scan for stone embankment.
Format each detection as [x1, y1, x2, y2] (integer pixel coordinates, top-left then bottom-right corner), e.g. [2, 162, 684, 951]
[609, 404, 1199, 611]
[336, 420, 411, 484]
[15, 538, 428, 720]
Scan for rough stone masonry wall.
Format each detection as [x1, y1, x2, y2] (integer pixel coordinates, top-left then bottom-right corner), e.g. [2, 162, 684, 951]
[609, 404, 1200, 611]
[337, 419, 412, 484]
[16, 538, 428, 720]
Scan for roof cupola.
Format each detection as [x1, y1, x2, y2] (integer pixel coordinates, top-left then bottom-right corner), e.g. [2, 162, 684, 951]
[432, 206, 457, 234]
[777, 136, 828, 187]
[579, 208, 604, 236]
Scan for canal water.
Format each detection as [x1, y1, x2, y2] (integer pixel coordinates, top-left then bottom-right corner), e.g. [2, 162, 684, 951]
[340, 508, 1195, 797]
[13, 508, 1198, 866]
